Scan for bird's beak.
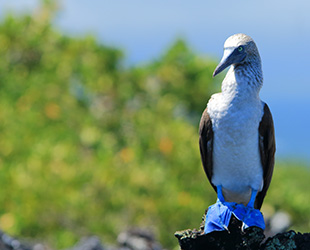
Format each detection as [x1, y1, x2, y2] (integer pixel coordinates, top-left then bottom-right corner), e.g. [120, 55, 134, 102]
[213, 48, 246, 77]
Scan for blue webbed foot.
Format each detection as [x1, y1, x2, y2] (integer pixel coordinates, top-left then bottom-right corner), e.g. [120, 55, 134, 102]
[230, 202, 265, 230]
[204, 199, 232, 233]
[204, 187, 265, 234]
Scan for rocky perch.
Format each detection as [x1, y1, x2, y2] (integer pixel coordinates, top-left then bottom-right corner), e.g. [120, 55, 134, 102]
[175, 211, 310, 250]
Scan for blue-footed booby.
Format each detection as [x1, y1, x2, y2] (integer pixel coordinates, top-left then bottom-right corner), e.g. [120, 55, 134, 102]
[199, 34, 276, 232]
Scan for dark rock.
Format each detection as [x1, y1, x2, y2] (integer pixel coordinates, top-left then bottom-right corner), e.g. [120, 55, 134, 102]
[294, 232, 310, 250]
[261, 230, 296, 250]
[175, 214, 264, 250]
[175, 211, 310, 250]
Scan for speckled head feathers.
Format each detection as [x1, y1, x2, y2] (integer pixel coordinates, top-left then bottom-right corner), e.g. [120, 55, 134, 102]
[224, 33, 259, 58]
[224, 34, 253, 47]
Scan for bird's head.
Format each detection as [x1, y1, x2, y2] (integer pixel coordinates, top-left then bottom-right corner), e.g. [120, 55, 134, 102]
[213, 34, 260, 77]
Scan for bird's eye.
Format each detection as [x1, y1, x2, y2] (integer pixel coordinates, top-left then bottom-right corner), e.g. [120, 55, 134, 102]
[238, 46, 244, 52]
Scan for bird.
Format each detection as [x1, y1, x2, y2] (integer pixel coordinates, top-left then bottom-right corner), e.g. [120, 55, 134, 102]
[199, 33, 276, 210]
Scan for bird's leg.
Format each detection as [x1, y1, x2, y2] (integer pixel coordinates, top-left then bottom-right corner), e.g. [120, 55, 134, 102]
[247, 189, 258, 208]
[216, 185, 225, 203]
[242, 189, 258, 231]
[242, 189, 265, 230]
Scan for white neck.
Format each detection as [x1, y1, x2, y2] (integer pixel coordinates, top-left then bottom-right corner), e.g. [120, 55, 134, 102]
[221, 62, 262, 103]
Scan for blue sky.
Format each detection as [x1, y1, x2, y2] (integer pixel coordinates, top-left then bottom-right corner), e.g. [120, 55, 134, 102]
[1, 0, 310, 163]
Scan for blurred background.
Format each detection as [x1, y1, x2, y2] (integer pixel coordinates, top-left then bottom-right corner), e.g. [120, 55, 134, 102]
[0, 0, 309, 249]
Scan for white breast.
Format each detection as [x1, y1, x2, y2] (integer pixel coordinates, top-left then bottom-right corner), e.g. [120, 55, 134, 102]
[207, 90, 264, 203]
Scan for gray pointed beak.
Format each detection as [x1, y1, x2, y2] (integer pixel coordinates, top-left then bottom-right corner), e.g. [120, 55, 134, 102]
[213, 48, 234, 77]
[213, 48, 246, 77]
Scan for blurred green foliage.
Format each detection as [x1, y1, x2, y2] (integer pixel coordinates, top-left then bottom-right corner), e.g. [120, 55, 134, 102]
[0, 7, 309, 250]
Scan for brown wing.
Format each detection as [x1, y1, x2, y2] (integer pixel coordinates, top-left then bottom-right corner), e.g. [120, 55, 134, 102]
[199, 108, 216, 193]
[255, 103, 276, 210]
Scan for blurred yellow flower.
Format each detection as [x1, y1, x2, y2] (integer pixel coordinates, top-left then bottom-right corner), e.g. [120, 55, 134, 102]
[159, 137, 173, 155]
[44, 102, 61, 120]
[119, 147, 134, 163]
[0, 213, 15, 232]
